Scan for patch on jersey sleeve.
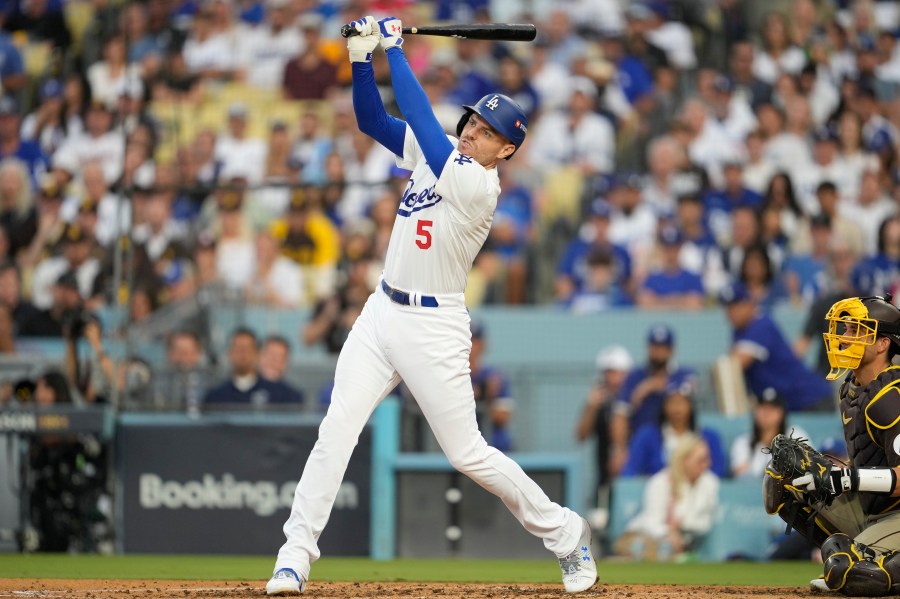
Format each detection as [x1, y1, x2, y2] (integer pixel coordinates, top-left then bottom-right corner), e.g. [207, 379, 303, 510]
[453, 154, 473, 165]
[893, 433, 900, 457]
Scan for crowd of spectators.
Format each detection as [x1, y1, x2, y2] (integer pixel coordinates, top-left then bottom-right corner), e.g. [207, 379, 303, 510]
[0, 0, 898, 355]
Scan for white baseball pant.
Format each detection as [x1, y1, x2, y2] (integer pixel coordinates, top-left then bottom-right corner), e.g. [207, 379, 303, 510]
[274, 284, 583, 578]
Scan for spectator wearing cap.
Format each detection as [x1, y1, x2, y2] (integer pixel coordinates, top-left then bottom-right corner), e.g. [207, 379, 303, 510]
[720, 281, 833, 412]
[730, 388, 809, 480]
[246, 229, 305, 308]
[30, 224, 101, 310]
[214, 103, 267, 185]
[52, 101, 125, 186]
[621, 379, 726, 478]
[637, 225, 705, 310]
[751, 12, 807, 86]
[181, 7, 239, 81]
[577, 345, 634, 503]
[282, 13, 338, 101]
[792, 126, 856, 214]
[211, 183, 256, 291]
[610, 324, 698, 464]
[62, 161, 130, 248]
[0, 96, 50, 188]
[701, 155, 763, 249]
[526, 76, 616, 179]
[237, 0, 303, 90]
[565, 246, 633, 313]
[0, 20, 24, 94]
[555, 198, 633, 305]
[607, 172, 658, 267]
[270, 187, 340, 301]
[21, 79, 67, 156]
[708, 73, 758, 145]
[469, 321, 515, 452]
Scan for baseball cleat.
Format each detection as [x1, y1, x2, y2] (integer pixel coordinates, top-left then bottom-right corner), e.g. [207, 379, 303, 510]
[809, 577, 833, 593]
[266, 568, 306, 595]
[559, 518, 598, 593]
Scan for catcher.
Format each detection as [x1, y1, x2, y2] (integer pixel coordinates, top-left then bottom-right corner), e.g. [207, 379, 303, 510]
[764, 294, 900, 595]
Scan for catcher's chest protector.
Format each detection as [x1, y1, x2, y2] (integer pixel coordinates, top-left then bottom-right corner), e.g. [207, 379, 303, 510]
[841, 368, 900, 514]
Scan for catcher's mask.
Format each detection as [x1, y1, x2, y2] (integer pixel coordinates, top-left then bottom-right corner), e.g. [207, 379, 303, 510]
[823, 294, 900, 380]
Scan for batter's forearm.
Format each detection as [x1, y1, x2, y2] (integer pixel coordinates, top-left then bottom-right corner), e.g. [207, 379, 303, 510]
[385, 47, 453, 176]
[351, 62, 406, 155]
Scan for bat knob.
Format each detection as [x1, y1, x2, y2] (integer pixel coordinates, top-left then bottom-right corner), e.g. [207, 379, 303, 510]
[340, 24, 358, 38]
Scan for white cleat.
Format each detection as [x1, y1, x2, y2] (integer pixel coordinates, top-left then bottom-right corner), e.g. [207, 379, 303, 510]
[809, 577, 833, 593]
[559, 518, 598, 593]
[266, 568, 307, 595]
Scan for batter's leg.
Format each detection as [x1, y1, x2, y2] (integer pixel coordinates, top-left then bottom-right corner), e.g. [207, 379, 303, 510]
[273, 294, 400, 581]
[390, 309, 583, 557]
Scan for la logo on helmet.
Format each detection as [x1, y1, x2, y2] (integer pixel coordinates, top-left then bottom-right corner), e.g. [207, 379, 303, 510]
[485, 95, 500, 110]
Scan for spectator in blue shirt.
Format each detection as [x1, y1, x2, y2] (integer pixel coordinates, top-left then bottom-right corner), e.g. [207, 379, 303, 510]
[621, 380, 727, 478]
[0, 96, 50, 187]
[852, 215, 900, 298]
[203, 328, 301, 408]
[556, 198, 633, 303]
[0, 26, 25, 94]
[703, 158, 764, 246]
[611, 324, 698, 465]
[637, 225, 705, 309]
[719, 282, 834, 412]
[258, 335, 305, 405]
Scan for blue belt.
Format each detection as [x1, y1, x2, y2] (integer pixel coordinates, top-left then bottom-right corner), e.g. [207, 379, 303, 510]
[381, 280, 439, 308]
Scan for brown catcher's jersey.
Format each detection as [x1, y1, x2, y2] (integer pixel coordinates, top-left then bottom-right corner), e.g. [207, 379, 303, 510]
[841, 365, 900, 514]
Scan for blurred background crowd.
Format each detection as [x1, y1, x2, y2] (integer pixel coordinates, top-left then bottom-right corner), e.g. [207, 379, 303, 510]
[0, 0, 896, 559]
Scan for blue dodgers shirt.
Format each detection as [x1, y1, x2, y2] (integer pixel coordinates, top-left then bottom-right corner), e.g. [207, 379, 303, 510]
[616, 366, 698, 432]
[733, 313, 833, 410]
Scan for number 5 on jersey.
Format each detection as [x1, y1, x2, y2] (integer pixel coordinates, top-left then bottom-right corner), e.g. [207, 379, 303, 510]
[416, 219, 433, 249]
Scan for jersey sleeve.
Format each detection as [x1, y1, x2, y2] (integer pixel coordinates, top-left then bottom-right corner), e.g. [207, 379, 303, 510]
[433, 149, 494, 220]
[865, 384, 900, 465]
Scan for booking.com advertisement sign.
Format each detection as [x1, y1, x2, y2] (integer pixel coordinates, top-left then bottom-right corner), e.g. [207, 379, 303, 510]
[116, 414, 371, 555]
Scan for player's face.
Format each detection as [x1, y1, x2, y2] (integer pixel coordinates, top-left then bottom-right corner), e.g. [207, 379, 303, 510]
[458, 113, 515, 167]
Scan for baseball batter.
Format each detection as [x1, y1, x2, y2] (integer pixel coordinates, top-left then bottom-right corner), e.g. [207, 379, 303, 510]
[763, 294, 900, 595]
[265, 15, 596, 596]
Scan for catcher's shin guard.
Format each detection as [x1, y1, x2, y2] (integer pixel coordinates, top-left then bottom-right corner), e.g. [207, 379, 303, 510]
[820, 533, 900, 596]
[763, 461, 833, 547]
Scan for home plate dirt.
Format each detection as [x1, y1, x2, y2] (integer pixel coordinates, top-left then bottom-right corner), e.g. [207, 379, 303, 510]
[0, 580, 821, 598]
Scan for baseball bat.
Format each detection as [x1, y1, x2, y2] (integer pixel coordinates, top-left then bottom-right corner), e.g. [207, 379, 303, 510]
[340, 23, 537, 42]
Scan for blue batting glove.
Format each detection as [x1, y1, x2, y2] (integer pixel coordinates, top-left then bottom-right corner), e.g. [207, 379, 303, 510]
[378, 16, 403, 50]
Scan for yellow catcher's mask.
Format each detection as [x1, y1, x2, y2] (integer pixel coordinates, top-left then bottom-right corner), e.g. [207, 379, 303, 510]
[823, 295, 900, 380]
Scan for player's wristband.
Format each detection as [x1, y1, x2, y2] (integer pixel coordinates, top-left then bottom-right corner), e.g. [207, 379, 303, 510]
[854, 468, 895, 494]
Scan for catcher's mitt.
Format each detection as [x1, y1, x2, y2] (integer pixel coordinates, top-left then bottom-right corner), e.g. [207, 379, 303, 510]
[764, 433, 837, 504]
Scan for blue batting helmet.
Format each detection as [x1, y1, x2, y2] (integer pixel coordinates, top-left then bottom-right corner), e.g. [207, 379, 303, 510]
[456, 93, 528, 159]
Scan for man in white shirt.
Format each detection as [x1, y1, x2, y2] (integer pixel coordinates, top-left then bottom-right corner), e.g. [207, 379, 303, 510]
[53, 102, 125, 186]
[238, 0, 303, 89]
[214, 102, 267, 185]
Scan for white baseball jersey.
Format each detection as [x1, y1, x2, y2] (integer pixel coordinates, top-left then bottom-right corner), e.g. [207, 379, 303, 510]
[381, 128, 499, 294]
